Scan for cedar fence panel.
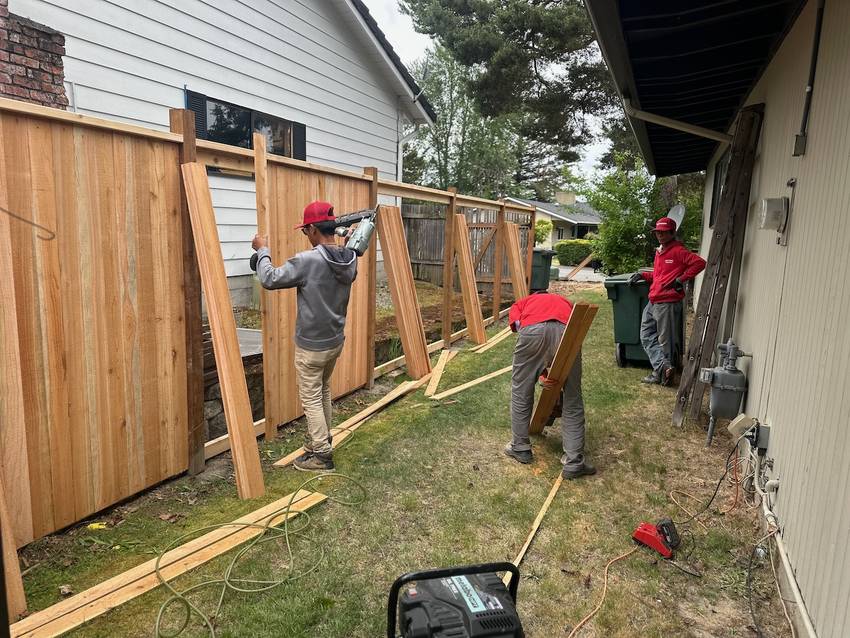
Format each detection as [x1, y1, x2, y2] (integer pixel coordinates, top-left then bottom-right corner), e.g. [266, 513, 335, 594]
[263, 163, 373, 430]
[0, 110, 188, 544]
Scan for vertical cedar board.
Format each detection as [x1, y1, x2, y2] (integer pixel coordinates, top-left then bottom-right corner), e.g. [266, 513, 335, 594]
[454, 213, 486, 344]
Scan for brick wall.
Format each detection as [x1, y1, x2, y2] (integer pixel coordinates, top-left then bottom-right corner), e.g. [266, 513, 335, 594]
[0, 0, 68, 108]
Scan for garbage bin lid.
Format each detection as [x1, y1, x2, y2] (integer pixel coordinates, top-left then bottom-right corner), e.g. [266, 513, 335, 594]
[533, 248, 557, 255]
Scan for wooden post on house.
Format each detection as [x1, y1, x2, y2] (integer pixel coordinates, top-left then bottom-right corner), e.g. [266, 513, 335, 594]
[526, 208, 536, 290]
[491, 203, 506, 318]
[365, 167, 379, 388]
[441, 187, 458, 344]
[169, 108, 205, 475]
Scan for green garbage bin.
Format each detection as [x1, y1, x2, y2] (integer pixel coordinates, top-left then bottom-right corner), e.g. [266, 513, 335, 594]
[531, 248, 556, 291]
[604, 273, 651, 367]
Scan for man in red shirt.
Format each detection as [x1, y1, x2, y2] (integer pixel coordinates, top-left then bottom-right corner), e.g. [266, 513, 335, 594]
[629, 216, 706, 385]
[504, 291, 596, 479]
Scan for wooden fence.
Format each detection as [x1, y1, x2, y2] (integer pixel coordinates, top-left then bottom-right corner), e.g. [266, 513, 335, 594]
[0, 96, 534, 546]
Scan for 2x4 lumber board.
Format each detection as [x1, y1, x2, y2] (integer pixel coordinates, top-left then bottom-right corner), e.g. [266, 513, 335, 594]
[1, 476, 26, 621]
[672, 105, 764, 428]
[274, 376, 431, 468]
[170, 109, 205, 476]
[502, 473, 564, 586]
[442, 187, 458, 344]
[454, 214, 487, 345]
[0, 199, 33, 546]
[430, 365, 512, 401]
[365, 167, 380, 388]
[492, 204, 506, 317]
[181, 163, 264, 499]
[376, 205, 431, 379]
[470, 325, 511, 352]
[564, 253, 593, 281]
[252, 132, 276, 442]
[529, 305, 598, 434]
[504, 222, 529, 299]
[474, 328, 514, 355]
[424, 350, 458, 397]
[9, 490, 326, 638]
[377, 178, 453, 204]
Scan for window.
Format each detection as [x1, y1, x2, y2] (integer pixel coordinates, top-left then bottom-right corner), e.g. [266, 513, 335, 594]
[556, 226, 565, 240]
[186, 90, 305, 160]
[709, 149, 730, 228]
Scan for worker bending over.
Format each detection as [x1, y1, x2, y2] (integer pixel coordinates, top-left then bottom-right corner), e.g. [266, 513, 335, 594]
[252, 201, 357, 472]
[630, 216, 705, 386]
[504, 291, 595, 480]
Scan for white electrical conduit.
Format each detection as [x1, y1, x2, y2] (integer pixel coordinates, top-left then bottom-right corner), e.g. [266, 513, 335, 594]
[752, 449, 818, 637]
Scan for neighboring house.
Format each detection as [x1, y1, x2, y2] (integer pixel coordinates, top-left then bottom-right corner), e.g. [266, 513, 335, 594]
[9, 0, 435, 305]
[589, 1, 849, 636]
[506, 192, 601, 248]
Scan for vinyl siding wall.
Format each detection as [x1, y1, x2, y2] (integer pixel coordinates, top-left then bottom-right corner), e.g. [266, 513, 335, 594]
[10, 0, 406, 300]
[699, 2, 850, 634]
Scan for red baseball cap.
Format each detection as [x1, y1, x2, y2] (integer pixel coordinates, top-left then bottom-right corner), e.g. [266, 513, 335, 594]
[653, 217, 676, 232]
[294, 201, 335, 229]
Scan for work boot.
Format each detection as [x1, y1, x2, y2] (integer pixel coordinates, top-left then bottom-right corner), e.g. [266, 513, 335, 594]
[660, 365, 675, 387]
[562, 462, 597, 480]
[294, 450, 313, 464]
[503, 444, 533, 465]
[293, 452, 335, 472]
[641, 371, 661, 384]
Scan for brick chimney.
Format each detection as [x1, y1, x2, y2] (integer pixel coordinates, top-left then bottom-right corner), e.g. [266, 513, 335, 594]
[0, 0, 68, 108]
[554, 191, 576, 206]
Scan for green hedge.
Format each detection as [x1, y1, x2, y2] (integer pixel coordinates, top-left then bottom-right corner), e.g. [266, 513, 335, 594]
[555, 239, 593, 266]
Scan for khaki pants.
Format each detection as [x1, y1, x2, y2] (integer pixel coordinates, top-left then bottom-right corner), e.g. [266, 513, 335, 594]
[509, 321, 586, 472]
[294, 343, 344, 455]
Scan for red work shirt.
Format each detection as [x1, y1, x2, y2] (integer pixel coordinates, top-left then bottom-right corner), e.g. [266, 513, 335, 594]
[641, 240, 706, 304]
[508, 292, 573, 328]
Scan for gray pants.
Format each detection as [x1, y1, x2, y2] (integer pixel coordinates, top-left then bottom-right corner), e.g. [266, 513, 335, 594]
[509, 321, 586, 471]
[640, 301, 683, 374]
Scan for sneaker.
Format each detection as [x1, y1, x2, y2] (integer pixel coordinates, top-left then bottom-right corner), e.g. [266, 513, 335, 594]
[562, 463, 597, 480]
[294, 450, 313, 464]
[293, 453, 335, 472]
[503, 445, 533, 465]
[641, 371, 661, 384]
[660, 365, 675, 387]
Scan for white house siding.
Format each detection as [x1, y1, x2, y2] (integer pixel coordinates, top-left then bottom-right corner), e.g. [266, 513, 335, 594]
[10, 0, 413, 302]
[698, 2, 850, 634]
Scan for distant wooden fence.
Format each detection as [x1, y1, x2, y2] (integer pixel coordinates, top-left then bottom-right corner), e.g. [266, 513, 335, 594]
[0, 96, 534, 546]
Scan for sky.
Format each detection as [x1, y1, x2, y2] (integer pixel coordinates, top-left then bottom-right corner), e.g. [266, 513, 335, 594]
[359, 0, 608, 182]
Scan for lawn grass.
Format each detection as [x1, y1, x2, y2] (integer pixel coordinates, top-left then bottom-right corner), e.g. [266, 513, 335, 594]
[18, 287, 791, 637]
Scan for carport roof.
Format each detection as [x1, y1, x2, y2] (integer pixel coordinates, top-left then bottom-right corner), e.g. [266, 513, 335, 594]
[585, 0, 806, 176]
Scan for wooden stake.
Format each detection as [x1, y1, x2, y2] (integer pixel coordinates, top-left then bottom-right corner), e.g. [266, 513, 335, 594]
[441, 188, 457, 344]
[181, 163, 265, 499]
[1, 475, 26, 621]
[169, 109, 205, 476]
[429, 365, 512, 401]
[503, 473, 563, 586]
[9, 490, 326, 638]
[504, 222, 529, 299]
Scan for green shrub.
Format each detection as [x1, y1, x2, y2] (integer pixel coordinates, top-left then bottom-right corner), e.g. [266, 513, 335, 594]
[534, 219, 553, 245]
[555, 239, 593, 265]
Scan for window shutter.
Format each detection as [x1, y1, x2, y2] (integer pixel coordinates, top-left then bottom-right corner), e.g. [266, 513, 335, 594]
[292, 122, 306, 160]
[185, 90, 207, 139]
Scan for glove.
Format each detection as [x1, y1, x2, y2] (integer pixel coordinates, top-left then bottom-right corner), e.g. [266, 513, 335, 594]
[627, 272, 644, 286]
[666, 278, 685, 293]
[510, 320, 521, 333]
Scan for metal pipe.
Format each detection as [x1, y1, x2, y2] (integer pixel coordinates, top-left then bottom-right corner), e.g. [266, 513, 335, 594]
[623, 98, 733, 144]
[793, 0, 825, 156]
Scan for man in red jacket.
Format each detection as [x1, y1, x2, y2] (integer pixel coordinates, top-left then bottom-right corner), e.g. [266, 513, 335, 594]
[504, 291, 595, 480]
[629, 216, 706, 386]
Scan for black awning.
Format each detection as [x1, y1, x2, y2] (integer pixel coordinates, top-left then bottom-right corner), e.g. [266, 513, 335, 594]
[586, 0, 806, 175]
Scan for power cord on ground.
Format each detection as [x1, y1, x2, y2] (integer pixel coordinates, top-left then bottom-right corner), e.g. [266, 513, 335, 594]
[153, 473, 367, 638]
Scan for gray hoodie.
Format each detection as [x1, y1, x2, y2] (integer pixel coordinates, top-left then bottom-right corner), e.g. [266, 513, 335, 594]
[255, 244, 358, 351]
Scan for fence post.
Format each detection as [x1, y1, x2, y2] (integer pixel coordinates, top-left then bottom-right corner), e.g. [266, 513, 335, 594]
[441, 187, 457, 344]
[169, 108, 205, 476]
[365, 167, 379, 388]
[492, 202, 506, 319]
[525, 208, 536, 290]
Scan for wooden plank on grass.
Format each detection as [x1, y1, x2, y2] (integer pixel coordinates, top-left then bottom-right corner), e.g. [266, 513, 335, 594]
[564, 253, 593, 281]
[504, 222, 528, 299]
[424, 350, 458, 397]
[454, 214, 486, 344]
[474, 328, 514, 354]
[9, 490, 326, 638]
[529, 304, 598, 435]
[376, 205, 431, 379]
[1, 475, 26, 620]
[181, 162, 264, 499]
[429, 365, 512, 401]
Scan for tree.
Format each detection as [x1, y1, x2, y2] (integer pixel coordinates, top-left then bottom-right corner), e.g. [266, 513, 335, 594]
[534, 219, 553, 245]
[401, 0, 618, 163]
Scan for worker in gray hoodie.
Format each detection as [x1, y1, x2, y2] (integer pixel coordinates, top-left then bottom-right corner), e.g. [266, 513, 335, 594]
[251, 201, 358, 472]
